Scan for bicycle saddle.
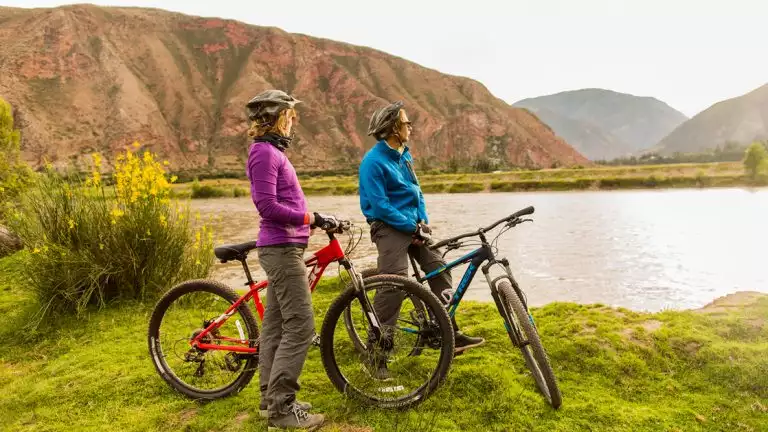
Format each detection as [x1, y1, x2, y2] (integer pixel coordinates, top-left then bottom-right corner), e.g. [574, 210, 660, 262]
[214, 241, 258, 262]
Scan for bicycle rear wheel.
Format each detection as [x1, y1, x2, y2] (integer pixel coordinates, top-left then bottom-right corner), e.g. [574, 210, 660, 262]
[321, 274, 454, 409]
[148, 279, 259, 400]
[497, 279, 562, 408]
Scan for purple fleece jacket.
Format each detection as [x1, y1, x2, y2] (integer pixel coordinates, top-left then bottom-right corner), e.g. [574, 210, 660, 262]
[246, 141, 310, 247]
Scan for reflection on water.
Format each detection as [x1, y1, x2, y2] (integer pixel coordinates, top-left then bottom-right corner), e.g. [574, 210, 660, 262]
[192, 188, 768, 312]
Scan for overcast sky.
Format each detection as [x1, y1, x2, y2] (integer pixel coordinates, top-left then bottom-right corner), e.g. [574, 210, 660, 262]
[5, 0, 767, 117]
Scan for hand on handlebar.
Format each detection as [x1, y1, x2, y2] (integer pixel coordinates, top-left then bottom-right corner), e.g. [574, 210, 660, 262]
[311, 212, 345, 232]
[413, 222, 432, 246]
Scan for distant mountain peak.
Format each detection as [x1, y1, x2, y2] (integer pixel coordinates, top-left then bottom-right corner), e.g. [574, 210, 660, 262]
[513, 88, 688, 160]
[653, 82, 768, 155]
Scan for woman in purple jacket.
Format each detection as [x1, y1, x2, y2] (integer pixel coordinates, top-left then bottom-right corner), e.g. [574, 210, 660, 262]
[245, 90, 335, 431]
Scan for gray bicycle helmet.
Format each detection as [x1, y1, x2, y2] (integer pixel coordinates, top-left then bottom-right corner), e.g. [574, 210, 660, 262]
[246, 89, 301, 122]
[367, 100, 404, 140]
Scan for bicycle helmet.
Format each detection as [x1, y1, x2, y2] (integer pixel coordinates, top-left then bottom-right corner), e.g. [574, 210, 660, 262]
[367, 100, 405, 140]
[246, 89, 301, 122]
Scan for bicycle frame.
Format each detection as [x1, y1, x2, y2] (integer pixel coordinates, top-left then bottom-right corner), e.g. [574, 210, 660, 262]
[190, 232, 377, 353]
[410, 238, 529, 345]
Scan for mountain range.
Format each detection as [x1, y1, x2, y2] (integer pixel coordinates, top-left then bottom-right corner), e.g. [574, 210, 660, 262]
[513, 89, 689, 160]
[0, 4, 586, 173]
[651, 83, 768, 155]
[1, 4, 764, 170]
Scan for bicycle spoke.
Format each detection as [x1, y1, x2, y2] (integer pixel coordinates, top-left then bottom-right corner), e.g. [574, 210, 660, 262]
[155, 289, 257, 394]
[331, 280, 447, 404]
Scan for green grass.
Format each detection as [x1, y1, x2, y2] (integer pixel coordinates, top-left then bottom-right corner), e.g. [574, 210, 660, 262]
[191, 182, 228, 199]
[447, 182, 485, 193]
[174, 163, 765, 198]
[1, 252, 766, 431]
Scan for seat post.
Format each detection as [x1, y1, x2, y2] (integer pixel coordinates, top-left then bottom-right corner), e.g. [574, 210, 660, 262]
[240, 259, 255, 285]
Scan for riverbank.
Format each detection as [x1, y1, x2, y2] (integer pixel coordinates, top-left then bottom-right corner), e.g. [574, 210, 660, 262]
[1, 252, 766, 431]
[172, 162, 765, 198]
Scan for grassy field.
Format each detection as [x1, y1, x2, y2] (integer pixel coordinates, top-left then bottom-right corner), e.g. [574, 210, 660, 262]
[1, 252, 767, 431]
[174, 162, 762, 197]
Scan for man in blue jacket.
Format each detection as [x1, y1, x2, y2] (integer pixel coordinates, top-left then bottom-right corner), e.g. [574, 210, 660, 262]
[359, 101, 485, 378]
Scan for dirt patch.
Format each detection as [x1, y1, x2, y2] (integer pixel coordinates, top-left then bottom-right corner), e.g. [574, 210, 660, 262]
[640, 320, 663, 332]
[233, 412, 249, 424]
[696, 291, 768, 315]
[223, 411, 250, 431]
[683, 341, 702, 356]
[745, 318, 766, 329]
[179, 408, 197, 423]
[620, 320, 663, 345]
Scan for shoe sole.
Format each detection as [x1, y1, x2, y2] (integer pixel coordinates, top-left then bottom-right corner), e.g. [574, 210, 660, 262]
[454, 339, 486, 354]
[267, 424, 323, 431]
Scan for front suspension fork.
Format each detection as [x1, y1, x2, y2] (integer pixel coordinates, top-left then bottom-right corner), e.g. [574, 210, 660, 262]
[483, 265, 526, 347]
[345, 260, 384, 342]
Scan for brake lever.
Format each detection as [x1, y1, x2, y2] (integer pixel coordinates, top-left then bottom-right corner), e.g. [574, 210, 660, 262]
[334, 220, 352, 233]
[506, 217, 534, 228]
[444, 240, 461, 252]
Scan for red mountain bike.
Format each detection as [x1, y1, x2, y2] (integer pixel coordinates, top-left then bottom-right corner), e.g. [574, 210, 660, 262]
[148, 220, 454, 408]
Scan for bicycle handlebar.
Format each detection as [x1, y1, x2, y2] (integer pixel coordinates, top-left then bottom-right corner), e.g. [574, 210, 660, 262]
[324, 219, 353, 236]
[429, 205, 534, 250]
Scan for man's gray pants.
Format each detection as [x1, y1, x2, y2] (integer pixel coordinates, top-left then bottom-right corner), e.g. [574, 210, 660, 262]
[370, 221, 459, 331]
[257, 245, 314, 417]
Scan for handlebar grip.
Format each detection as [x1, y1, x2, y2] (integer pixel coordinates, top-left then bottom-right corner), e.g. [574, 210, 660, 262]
[511, 206, 535, 218]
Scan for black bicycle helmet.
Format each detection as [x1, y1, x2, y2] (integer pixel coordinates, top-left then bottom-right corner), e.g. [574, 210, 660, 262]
[246, 89, 301, 122]
[367, 100, 404, 140]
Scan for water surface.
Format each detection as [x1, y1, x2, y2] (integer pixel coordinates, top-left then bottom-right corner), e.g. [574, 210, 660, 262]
[193, 188, 768, 312]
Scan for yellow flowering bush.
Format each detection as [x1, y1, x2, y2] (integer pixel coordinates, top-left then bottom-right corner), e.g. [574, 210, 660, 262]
[10, 144, 214, 320]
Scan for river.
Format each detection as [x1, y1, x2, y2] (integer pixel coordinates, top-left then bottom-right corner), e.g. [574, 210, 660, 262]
[192, 188, 768, 312]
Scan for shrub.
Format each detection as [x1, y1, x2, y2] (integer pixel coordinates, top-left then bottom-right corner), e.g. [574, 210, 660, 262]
[448, 181, 485, 193]
[232, 186, 248, 198]
[420, 183, 448, 194]
[190, 179, 227, 198]
[9, 147, 214, 321]
[302, 185, 334, 195]
[334, 184, 358, 195]
[0, 97, 32, 220]
[743, 141, 768, 179]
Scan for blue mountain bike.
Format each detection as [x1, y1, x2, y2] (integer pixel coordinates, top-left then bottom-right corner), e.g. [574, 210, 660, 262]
[343, 206, 562, 408]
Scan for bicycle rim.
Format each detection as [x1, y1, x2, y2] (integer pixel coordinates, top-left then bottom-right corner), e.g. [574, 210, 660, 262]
[321, 275, 454, 409]
[497, 280, 562, 408]
[148, 280, 259, 399]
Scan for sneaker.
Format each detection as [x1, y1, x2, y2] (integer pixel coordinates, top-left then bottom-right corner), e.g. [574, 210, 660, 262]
[454, 332, 485, 354]
[267, 403, 324, 431]
[260, 400, 312, 418]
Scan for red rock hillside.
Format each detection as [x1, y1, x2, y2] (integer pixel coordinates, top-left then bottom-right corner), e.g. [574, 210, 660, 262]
[0, 4, 587, 173]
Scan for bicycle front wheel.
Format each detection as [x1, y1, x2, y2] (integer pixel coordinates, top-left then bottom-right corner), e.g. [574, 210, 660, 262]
[321, 274, 454, 409]
[148, 279, 260, 400]
[342, 268, 429, 357]
[497, 279, 562, 408]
